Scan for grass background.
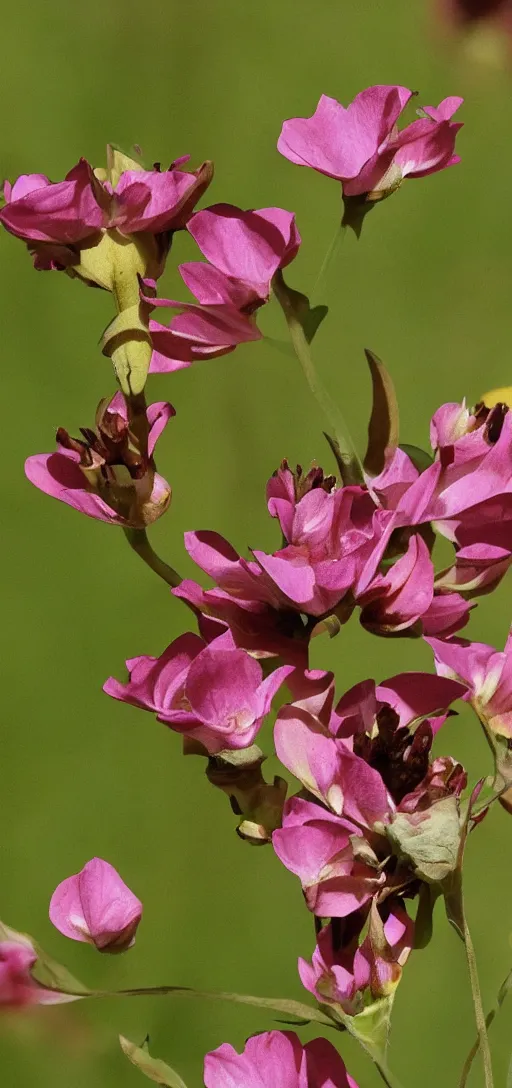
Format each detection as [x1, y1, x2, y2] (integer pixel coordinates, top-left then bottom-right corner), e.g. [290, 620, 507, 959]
[0, 1, 511, 1084]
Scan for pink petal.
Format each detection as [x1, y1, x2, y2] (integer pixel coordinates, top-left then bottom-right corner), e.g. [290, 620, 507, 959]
[25, 453, 123, 524]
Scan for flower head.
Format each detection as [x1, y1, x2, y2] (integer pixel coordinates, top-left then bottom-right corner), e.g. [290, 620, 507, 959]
[278, 86, 463, 230]
[1, 147, 213, 286]
[104, 630, 293, 753]
[25, 393, 173, 528]
[49, 858, 142, 952]
[272, 669, 466, 914]
[299, 899, 413, 1016]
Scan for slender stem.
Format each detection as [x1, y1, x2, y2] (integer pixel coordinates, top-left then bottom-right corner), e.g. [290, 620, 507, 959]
[272, 270, 362, 484]
[462, 909, 495, 1088]
[310, 225, 344, 302]
[124, 527, 182, 588]
[459, 967, 512, 1088]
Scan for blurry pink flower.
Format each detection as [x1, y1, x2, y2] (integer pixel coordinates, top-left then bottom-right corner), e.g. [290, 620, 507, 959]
[1, 155, 212, 247]
[442, 0, 511, 26]
[25, 393, 173, 528]
[142, 264, 263, 374]
[187, 203, 301, 297]
[49, 858, 142, 952]
[428, 630, 512, 738]
[278, 86, 463, 204]
[204, 1030, 358, 1088]
[0, 940, 72, 1007]
[104, 630, 293, 753]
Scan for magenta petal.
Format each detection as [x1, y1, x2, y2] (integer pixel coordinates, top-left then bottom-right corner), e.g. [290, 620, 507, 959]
[204, 1031, 310, 1088]
[0, 159, 103, 243]
[188, 202, 297, 287]
[25, 453, 122, 524]
[376, 672, 467, 728]
[49, 874, 90, 943]
[278, 86, 412, 181]
[146, 401, 175, 456]
[274, 708, 340, 804]
[78, 858, 142, 951]
[112, 168, 200, 234]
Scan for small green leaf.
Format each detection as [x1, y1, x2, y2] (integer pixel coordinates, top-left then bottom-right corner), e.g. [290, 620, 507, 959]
[399, 443, 434, 472]
[364, 349, 399, 477]
[120, 1036, 188, 1088]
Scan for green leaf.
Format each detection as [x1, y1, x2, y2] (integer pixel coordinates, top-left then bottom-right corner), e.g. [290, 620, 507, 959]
[120, 1036, 188, 1088]
[386, 797, 461, 884]
[399, 443, 433, 472]
[364, 349, 399, 477]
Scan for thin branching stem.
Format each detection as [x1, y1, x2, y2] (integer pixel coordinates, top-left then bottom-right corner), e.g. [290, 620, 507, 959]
[123, 527, 182, 588]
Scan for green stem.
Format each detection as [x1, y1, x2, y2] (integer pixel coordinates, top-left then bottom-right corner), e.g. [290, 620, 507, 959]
[272, 270, 362, 484]
[124, 528, 182, 588]
[462, 909, 495, 1088]
[459, 967, 512, 1088]
[310, 225, 344, 302]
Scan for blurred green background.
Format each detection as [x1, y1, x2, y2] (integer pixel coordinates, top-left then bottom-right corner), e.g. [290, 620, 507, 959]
[1, 1, 511, 1085]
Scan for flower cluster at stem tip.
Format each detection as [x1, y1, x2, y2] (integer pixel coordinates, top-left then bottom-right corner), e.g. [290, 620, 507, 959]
[1, 82, 509, 1088]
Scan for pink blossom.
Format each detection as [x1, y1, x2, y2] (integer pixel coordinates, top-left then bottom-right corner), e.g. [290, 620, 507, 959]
[172, 580, 310, 667]
[299, 899, 413, 1015]
[25, 393, 173, 528]
[358, 533, 434, 634]
[183, 479, 394, 619]
[49, 858, 142, 952]
[204, 1030, 358, 1088]
[272, 669, 466, 913]
[142, 265, 263, 374]
[187, 203, 301, 297]
[0, 939, 72, 1006]
[428, 630, 512, 738]
[272, 797, 386, 917]
[278, 86, 463, 201]
[0, 155, 212, 250]
[104, 631, 293, 753]
[375, 402, 512, 527]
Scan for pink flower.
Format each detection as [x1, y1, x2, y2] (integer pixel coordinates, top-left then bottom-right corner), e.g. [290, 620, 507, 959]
[104, 631, 293, 753]
[278, 86, 463, 203]
[187, 203, 301, 297]
[299, 899, 413, 1015]
[204, 1030, 358, 1088]
[428, 630, 512, 738]
[172, 580, 310, 668]
[25, 393, 173, 528]
[358, 533, 435, 634]
[0, 939, 72, 1007]
[272, 797, 386, 917]
[143, 264, 263, 374]
[49, 858, 142, 952]
[272, 669, 466, 913]
[183, 479, 394, 620]
[1, 155, 212, 247]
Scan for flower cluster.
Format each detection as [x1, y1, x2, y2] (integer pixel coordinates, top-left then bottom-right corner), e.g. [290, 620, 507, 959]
[4, 76, 509, 1088]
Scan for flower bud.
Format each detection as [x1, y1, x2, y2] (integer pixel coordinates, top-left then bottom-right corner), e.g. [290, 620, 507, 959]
[49, 858, 142, 953]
